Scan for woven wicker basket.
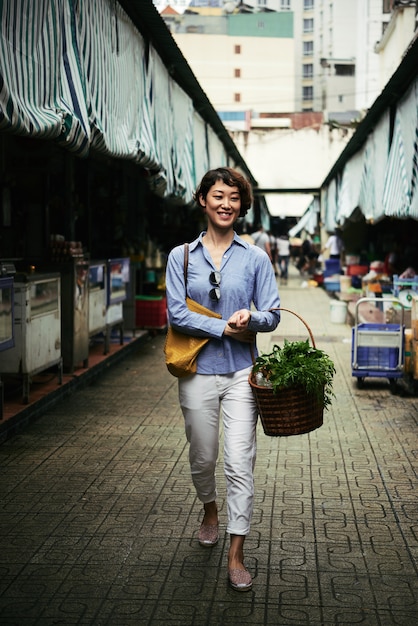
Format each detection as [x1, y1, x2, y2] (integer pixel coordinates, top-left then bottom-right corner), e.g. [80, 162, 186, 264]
[249, 308, 325, 437]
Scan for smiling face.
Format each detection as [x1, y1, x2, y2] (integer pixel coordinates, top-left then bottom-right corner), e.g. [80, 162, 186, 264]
[200, 180, 241, 230]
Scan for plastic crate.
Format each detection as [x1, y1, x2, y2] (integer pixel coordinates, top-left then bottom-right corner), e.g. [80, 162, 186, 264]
[324, 277, 340, 291]
[325, 258, 341, 272]
[324, 258, 341, 277]
[345, 255, 360, 265]
[351, 324, 402, 370]
[346, 264, 369, 276]
[135, 295, 167, 328]
[353, 345, 400, 369]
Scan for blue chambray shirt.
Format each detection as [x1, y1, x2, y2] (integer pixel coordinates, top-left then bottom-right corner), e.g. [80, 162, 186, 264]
[166, 232, 281, 375]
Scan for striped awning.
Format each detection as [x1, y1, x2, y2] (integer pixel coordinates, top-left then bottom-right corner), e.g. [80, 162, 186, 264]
[382, 80, 418, 219]
[404, 81, 418, 218]
[323, 178, 338, 232]
[193, 113, 210, 184]
[358, 141, 375, 221]
[0, 0, 81, 142]
[357, 111, 390, 222]
[0, 0, 231, 203]
[382, 115, 410, 217]
[288, 197, 319, 237]
[337, 148, 365, 223]
[0, 0, 162, 161]
[170, 81, 195, 202]
[323, 73, 418, 227]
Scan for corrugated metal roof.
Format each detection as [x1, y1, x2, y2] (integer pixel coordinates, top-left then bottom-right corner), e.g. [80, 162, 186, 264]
[118, 0, 257, 185]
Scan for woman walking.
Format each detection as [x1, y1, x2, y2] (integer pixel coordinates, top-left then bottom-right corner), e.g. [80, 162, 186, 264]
[165, 167, 281, 592]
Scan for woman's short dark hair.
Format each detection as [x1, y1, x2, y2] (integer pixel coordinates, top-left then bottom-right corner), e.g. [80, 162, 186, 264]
[193, 167, 253, 217]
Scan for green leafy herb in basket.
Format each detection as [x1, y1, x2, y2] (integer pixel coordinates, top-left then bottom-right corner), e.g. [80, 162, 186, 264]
[252, 339, 336, 409]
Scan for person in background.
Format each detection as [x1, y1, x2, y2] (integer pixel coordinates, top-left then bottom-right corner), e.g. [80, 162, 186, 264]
[276, 234, 291, 284]
[267, 230, 278, 275]
[297, 237, 315, 274]
[322, 229, 344, 261]
[251, 223, 272, 262]
[165, 167, 281, 592]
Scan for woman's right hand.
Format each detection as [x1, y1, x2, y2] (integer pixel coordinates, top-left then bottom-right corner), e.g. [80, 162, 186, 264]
[223, 325, 256, 344]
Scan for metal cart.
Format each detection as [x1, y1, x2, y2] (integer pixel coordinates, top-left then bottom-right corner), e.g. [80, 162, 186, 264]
[351, 297, 405, 393]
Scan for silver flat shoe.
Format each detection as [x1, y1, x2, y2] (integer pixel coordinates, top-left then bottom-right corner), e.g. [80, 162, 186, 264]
[198, 523, 219, 547]
[228, 567, 252, 592]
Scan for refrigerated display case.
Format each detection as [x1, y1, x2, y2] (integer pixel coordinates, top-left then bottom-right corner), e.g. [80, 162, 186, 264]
[106, 258, 130, 347]
[0, 273, 62, 404]
[0, 273, 14, 418]
[0, 276, 14, 353]
[88, 260, 108, 352]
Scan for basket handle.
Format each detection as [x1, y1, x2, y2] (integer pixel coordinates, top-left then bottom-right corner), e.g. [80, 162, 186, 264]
[250, 307, 316, 364]
[268, 307, 316, 348]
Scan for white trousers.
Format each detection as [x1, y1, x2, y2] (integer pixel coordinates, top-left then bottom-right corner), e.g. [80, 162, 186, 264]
[178, 366, 257, 536]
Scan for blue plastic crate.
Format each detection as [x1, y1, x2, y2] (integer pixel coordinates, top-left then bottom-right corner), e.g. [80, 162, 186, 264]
[351, 324, 402, 371]
[353, 345, 399, 369]
[324, 259, 341, 277]
[325, 259, 341, 271]
[324, 278, 340, 291]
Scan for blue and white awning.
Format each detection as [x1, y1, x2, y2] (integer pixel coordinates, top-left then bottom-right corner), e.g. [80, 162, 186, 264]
[337, 147, 365, 223]
[0, 0, 236, 203]
[288, 197, 319, 237]
[323, 178, 338, 231]
[382, 115, 410, 217]
[322, 72, 418, 225]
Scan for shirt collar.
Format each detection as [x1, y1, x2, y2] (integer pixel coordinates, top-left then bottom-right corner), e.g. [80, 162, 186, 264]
[189, 231, 250, 252]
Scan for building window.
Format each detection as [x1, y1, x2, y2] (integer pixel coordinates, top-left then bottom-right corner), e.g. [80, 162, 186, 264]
[303, 63, 313, 78]
[335, 64, 355, 76]
[303, 18, 314, 33]
[234, 68, 241, 78]
[234, 44, 241, 54]
[303, 41, 314, 56]
[382, 0, 391, 13]
[303, 86, 313, 101]
[186, 25, 204, 34]
[234, 93, 241, 103]
[280, 0, 291, 9]
[304, 0, 314, 9]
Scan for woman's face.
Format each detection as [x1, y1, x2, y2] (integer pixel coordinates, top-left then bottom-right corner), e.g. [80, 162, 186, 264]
[200, 180, 241, 229]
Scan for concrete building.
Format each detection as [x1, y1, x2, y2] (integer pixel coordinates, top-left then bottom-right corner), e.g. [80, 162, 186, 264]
[162, 10, 296, 131]
[154, 1, 415, 226]
[156, 1, 391, 119]
[375, 0, 418, 90]
[156, 2, 354, 219]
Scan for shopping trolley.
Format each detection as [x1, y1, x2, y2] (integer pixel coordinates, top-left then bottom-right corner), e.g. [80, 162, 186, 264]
[351, 297, 405, 393]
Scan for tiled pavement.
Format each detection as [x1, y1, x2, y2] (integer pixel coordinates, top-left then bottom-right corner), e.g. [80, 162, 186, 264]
[0, 266, 417, 625]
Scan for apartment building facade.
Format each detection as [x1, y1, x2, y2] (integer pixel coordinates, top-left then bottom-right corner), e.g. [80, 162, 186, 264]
[156, 1, 392, 119]
[161, 9, 296, 131]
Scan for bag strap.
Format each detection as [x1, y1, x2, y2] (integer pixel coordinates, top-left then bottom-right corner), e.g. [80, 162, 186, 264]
[183, 243, 189, 288]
